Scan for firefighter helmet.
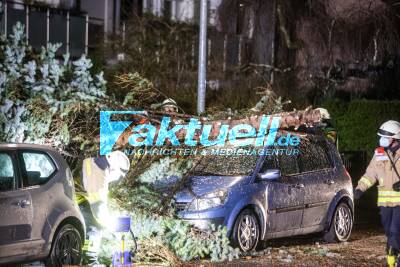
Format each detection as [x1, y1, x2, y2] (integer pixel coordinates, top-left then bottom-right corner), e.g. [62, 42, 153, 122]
[161, 98, 178, 113]
[378, 120, 400, 139]
[316, 108, 331, 120]
[105, 151, 130, 182]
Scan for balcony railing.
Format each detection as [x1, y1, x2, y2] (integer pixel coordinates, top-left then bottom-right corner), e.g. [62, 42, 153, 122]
[0, 0, 104, 57]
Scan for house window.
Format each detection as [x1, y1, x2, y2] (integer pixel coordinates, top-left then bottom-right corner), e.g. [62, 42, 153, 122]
[164, 0, 171, 20]
[121, 0, 142, 20]
[237, 0, 255, 38]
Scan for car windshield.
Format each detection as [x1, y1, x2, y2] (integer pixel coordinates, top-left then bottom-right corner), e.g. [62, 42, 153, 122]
[192, 143, 259, 176]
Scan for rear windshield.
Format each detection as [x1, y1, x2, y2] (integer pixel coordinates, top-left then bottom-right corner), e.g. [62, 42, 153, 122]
[192, 144, 259, 176]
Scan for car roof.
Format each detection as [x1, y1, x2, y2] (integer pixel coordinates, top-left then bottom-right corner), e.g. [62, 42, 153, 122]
[0, 143, 58, 151]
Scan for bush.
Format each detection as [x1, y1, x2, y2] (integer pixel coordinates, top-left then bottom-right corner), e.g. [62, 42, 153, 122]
[0, 22, 107, 154]
[108, 156, 240, 264]
[323, 99, 400, 156]
[1, 23, 239, 265]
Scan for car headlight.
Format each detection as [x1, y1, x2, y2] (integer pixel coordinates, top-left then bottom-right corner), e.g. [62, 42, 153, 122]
[188, 190, 228, 211]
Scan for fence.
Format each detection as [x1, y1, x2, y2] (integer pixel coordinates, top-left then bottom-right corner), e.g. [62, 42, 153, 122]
[340, 150, 368, 185]
[0, 0, 104, 57]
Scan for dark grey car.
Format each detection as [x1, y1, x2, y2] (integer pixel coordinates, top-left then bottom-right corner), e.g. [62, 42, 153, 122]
[175, 133, 354, 251]
[0, 144, 85, 266]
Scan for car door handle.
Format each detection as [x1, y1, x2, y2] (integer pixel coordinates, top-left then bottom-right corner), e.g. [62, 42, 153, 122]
[292, 183, 305, 189]
[13, 200, 31, 208]
[325, 179, 335, 185]
[20, 200, 31, 208]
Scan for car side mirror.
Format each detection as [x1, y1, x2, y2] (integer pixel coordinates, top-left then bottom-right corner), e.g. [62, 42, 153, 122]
[258, 169, 281, 181]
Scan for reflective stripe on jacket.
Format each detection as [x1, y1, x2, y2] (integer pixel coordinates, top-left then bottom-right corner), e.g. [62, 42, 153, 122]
[82, 158, 107, 202]
[76, 158, 108, 226]
[356, 148, 400, 207]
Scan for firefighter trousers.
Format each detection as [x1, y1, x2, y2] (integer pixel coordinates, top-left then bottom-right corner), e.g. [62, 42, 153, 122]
[380, 206, 400, 252]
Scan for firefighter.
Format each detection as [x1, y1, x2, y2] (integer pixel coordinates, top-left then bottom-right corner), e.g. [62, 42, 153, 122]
[316, 107, 338, 145]
[354, 120, 400, 267]
[75, 150, 130, 265]
[161, 98, 179, 113]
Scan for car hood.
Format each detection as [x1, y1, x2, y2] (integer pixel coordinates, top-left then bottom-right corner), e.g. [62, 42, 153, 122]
[175, 175, 246, 201]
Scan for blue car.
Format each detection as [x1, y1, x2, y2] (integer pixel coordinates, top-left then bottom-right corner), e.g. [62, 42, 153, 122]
[174, 133, 354, 252]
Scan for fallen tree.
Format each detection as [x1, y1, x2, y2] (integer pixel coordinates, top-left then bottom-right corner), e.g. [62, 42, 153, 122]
[0, 23, 330, 266]
[114, 105, 324, 151]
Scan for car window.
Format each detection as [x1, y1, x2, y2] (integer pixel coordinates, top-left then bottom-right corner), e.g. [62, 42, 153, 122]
[260, 155, 279, 173]
[297, 137, 332, 173]
[192, 144, 260, 176]
[0, 153, 16, 191]
[271, 132, 301, 176]
[22, 152, 56, 186]
[315, 140, 333, 168]
[278, 152, 300, 176]
[261, 152, 299, 177]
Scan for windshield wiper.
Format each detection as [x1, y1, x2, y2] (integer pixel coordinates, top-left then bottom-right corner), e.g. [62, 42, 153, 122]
[193, 171, 217, 176]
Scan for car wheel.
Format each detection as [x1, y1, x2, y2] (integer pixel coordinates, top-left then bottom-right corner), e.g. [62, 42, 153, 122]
[232, 209, 260, 252]
[324, 202, 353, 243]
[46, 224, 82, 267]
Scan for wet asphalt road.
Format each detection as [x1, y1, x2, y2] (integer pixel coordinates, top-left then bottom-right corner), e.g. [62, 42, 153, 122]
[195, 223, 387, 267]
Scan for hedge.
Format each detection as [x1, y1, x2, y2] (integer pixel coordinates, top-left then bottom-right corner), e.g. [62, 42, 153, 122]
[322, 99, 400, 157]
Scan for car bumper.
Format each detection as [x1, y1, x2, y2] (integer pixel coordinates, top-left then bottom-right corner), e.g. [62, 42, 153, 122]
[177, 205, 230, 231]
[182, 217, 225, 230]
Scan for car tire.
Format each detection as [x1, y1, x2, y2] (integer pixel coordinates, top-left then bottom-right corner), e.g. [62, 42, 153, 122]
[45, 224, 83, 267]
[324, 202, 353, 243]
[232, 209, 260, 252]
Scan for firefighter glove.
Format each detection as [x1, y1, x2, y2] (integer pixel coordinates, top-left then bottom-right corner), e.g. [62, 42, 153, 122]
[354, 189, 363, 200]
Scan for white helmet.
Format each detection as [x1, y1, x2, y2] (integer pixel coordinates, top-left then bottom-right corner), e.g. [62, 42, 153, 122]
[105, 151, 130, 183]
[378, 120, 400, 139]
[316, 108, 331, 120]
[161, 98, 178, 112]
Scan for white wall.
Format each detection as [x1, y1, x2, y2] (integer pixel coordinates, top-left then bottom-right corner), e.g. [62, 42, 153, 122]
[8, 0, 61, 9]
[36, 0, 62, 7]
[9, 0, 76, 10]
[175, 0, 195, 23]
[208, 0, 222, 26]
[146, 0, 222, 26]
